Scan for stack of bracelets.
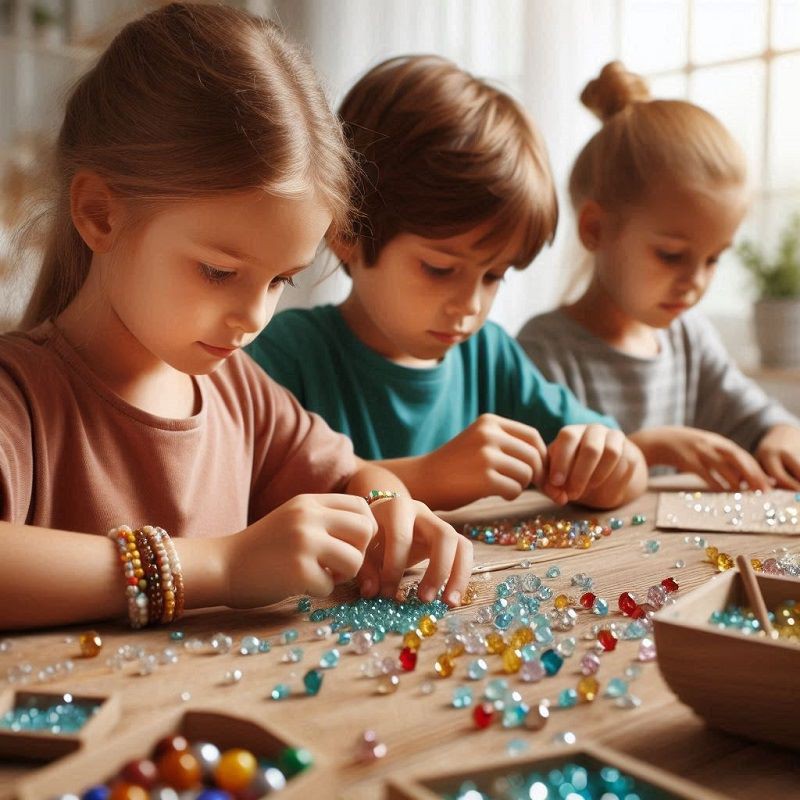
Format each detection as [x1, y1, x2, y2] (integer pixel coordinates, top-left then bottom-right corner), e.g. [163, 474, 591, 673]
[108, 524, 184, 628]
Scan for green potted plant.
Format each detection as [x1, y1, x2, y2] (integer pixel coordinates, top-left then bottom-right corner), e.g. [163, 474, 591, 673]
[737, 213, 800, 369]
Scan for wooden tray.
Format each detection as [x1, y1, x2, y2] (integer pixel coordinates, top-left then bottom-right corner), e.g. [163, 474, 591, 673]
[653, 569, 800, 750]
[386, 740, 728, 799]
[0, 690, 120, 762]
[12, 706, 329, 800]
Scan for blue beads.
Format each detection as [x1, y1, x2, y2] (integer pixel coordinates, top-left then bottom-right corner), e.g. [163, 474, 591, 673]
[81, 787, 109, 800]
[593, 598, 609, 616]
[493, 612, 514, 631]
[496, 582, 511, 598]
[642, 538, 660, 554]
[0, 694, 100, 735]
[631, 513, 647, 525]
[280, 628, 299, 645]
[557, 688, 578, 708]
[169, 630, 185, 641]
[303, 668, 323, 696]
[271, 683, 291, 701]
[309, 609, 328, 623]
[484, 678, 508, 702]
[608, 516, 624, 530]
[319, 648, 340, 669]
[258, 639, 272, 653]
[545, 565, 561, 579]
[337, 632, 351, 646]
[540, 649, 563, 676]
[605, 677, 629, 698]
[297, 597, 312, 612]
[238, 635, 261, 656]
[467, 659, 488, 680]
[451, 686, 473, 709]
[501, 699, 529, 728]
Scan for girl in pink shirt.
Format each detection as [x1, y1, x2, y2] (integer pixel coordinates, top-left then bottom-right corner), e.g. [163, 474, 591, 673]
[0, 3, 471, 630]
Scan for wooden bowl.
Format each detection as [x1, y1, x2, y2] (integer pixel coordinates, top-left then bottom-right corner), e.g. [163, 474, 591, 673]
[386, 740, 727, 799]
[653, 569, 800, 750]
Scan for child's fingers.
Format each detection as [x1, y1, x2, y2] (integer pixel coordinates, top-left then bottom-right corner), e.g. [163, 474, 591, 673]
[563, 425, 609, 498]
[416, 521, 459, 604]
[314, 493, 375, 517]
[496, 418, 547, 457]
[442, 535, 474, 607]
[324, 508, 379, 553]
[782, 451, 800, 486]
[497, 433, 546, 486]
[485, 467, 528, 501]
[693, 456, 728, 491]
[316, 537, 367, 584]
[356, 550, 382, 598]
[301, 557, 337, 598]
[720, 446, 771, 491]
[584, 429, 626, 491]
[699, 451, 742, 491]
[762, 451, 800, 490]
[371, 499, 415, 599]
[546, 427, 583, 488]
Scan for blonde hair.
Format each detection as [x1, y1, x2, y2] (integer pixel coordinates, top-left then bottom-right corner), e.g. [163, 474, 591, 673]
[21, 2, 353, 330]
[337, 55, 558, 269]
[569, 61, 747, 213]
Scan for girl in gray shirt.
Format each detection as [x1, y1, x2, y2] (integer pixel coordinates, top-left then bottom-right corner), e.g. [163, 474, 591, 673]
[518, 61, 800, 491]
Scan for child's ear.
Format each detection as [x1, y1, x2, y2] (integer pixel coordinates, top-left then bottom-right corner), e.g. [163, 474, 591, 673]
[327, 235, 362, 270]
[70, 171, 125, 254]
[577, 200, 607, 252]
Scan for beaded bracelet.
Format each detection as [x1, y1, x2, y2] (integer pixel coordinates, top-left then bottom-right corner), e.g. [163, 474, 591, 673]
[160, 527, 185, 621]
[364, 490, 400, 508]
[107, 525, 149, 629]
[134, 528, 163, 623]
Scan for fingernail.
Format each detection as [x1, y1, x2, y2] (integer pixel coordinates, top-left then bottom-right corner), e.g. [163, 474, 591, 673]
[551, 472, 565, 486]
[447, 591, 461, 607]
[419, 586, 434, 602]
[362, 579, 377, 597]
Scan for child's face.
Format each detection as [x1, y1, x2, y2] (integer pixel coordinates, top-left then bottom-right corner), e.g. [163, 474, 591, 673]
[108, 190, 331, 375]
[344, 221, 521, 366]
[590, 181, 748, 328]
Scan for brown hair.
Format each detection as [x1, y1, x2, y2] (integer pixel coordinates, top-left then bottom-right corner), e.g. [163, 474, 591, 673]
[336, 54, 558, 269]
[21, 2, 352, 329]
[569, 61, 747, 213]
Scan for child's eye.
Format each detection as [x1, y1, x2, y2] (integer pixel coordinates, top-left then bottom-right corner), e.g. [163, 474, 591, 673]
[422, 262, 453, 278]
[656, 250, 684, 264]
[484, 272, 506, 284]
[270, 275, 296, 289]
[199, 263, 235, 284]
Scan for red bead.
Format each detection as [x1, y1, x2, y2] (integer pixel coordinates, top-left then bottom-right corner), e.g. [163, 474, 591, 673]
[579, 592, 596, 609]
[399, 647, 417, 671]
[120, 759, 158, 788]
[597, 628, 618, 652]
[152, 735, 189, 761]
[473, 701, 495, 729]
[661, 576, 679, 593]
[157, 750, 201, 790]
[618, 592, 645, 619]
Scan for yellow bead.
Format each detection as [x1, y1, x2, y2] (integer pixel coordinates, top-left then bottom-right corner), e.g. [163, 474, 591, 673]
[403, 630, 422, 651]
[376, 674, 400, 694]
[750, 558, 762, 571]
[554, 594, 570, 611]
[418, 615, 437, 637]
[502, 647, 522, 674]
[214, 748, 257, 792]
[510, 626, 533, 648]
[577, 676, 599, 702]
[434, 653, 455, 678]
[575, 534, 592, 549]
[705, 545, 718, 562]
[716, 552, 734, 571]
[78, 630, 103, 658]
[462, 585, 478, 605]
[486, 632, 505, 654]
[447, 640, 465, 658]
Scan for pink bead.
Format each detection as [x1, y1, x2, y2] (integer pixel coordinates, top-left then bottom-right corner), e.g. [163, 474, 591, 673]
[638, 638, 657, 662]
[579, 652, 600, 676]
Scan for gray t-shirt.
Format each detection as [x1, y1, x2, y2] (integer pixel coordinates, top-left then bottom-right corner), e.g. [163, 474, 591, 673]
[517, 308, 797, 453]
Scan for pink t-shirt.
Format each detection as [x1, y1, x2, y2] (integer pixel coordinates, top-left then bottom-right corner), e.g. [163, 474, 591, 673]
[0, 321, 356, 537]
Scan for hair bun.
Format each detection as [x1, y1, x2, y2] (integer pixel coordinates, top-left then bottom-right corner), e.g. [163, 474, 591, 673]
[580, 61, 651, 122]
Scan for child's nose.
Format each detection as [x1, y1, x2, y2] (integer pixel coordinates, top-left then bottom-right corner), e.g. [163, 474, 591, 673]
[446, 284, 482, 317]
[229, 288, 273, 334]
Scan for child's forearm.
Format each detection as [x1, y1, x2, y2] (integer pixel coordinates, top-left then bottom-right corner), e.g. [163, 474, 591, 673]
[628, 429, 664, 465]
[0, 521, 229, 631]
[370, 455, 459, 510]
[347, 457, 414, 499]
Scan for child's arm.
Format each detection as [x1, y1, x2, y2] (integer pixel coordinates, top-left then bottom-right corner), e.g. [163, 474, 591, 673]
[543, 424, 648, 509]
[377, 414, 547, 511]
[342, 459, 473, 605]
[0, 495, 378, 631]
[754, 424, 800, 489]
[630, 426, 772, 490]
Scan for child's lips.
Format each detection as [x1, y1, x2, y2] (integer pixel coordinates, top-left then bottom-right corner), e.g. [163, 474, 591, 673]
[428, 330, 468, 344]
[198, 342, 238, 358]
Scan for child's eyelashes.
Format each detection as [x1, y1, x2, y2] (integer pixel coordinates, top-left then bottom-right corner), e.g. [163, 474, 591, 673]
[199, 263, 235, 284]
[270, 275, 296, 289]
[656, 250, 685, 265]
[421, 262, 454, 278]
[483, 272, 506, 284]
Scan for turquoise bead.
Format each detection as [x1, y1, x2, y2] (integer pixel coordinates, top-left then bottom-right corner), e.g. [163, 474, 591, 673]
[540, 649, 563, 676]
[451, 686, 473, 709]
[303, 668, 324, 696]
[467, 659, 488, 680]
[484, 678, 508, 701]
[609, 517, 624, 530]
[545, 566, 561, 579]
[642, 539, 660, 554]
[557, 688, 578, 708]
[270, 683, 291, 700]
[631, 513, 646, 525]
[297, 597, 312, 612]
[337, 632, 351, 646]
[280, 628, 299, 644]
[319, 648, 340, 669]
[605, 677, 629, 698]
[593, 598, 609, 616]
[502, 700, 529, 727]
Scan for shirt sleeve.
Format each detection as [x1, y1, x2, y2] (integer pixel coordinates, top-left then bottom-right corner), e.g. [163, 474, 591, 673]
[690, 313, 799, 451]
[245, 361, 357, 521]
[0, 367, 34, 522]
[246, 312, 308, 405]
[496, 328, 620, 443]
[517, 324, 571, 387]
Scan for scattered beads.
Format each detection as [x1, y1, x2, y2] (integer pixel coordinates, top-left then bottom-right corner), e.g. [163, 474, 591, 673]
[631, 513, 647, 525]
[303, 669, 323, 696]
[78, 631, 103, 659]
[376, 674, 400, 695]
[221, 669, 242, 686]
[709, 600, 800, 641]
[319, 649, 340, 669]
[463, 515, 617, 551]
[452, 686, 473, 709]
[356, 729, 387, 762]
[0, 693, 100, 734]
[472, 701, 495, 729]
[597, 628, 618, 652]
[270, 683, 291, 701]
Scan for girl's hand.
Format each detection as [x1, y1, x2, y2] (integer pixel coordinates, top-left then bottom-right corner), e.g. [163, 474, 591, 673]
[542, 424, 641, 506]
[632, 426, 771, 491]
[223, 494, 377, 608]
[357, 496, 473, 607]
[755, 424, 800, 490]
[423, 414, 547, 508]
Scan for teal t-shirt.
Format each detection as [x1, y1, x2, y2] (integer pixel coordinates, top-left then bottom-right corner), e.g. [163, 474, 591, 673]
[247, 305, 618, 460]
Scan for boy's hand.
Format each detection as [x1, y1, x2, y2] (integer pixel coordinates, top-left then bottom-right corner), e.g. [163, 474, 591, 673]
[631, 426, 771, 491]
[543, 424, 640, 505]
[423, 414, 547, 508]
[357, 496, 473, 607]
[755, 424, 800, 490]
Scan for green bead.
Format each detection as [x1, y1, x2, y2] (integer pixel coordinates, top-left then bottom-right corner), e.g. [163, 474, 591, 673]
[279, 746, 314, 776]
[303, 668, 323, 696]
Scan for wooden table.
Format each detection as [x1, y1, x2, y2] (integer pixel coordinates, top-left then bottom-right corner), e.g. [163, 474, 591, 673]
[2, 479, 799, 799]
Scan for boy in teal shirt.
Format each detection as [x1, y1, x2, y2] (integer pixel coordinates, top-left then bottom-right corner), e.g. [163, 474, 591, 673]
[249, 55, 647, 512]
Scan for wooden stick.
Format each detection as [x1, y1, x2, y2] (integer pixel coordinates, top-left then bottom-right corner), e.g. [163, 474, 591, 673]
[735, 555, 777, 639]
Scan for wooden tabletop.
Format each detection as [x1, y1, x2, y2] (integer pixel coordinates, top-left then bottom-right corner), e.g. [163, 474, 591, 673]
[2, 478, 799, 799]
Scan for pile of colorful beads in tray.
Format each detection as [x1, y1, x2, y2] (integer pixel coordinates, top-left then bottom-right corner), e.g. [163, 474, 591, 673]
[55, 734, 312, 799]
[443, 756, 683, 800]
[709, 599, 800, 642]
